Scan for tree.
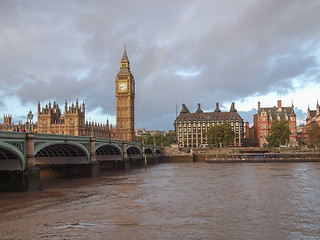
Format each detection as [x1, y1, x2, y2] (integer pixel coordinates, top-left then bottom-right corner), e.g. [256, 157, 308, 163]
[206, 124, 221, 146]
[163, 131, 176, 146]
[143, 132, 176, 146]
[307, 123, 320, 147]
[266, 119, 291, 147]
[220, 122, 235, 147]
[206, 122, 235, 147]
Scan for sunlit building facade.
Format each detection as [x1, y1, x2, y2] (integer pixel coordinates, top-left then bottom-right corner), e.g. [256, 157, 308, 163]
[174, 103, 244, 147]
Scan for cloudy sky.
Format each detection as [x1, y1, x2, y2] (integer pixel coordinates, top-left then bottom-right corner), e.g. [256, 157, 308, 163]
[1, 0, 320, 131]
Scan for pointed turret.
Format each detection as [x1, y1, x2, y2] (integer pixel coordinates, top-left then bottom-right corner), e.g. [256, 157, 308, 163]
[38, 101, 40, 115]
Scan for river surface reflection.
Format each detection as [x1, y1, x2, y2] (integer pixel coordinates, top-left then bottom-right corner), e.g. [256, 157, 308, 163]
[1, 162, 320, 239]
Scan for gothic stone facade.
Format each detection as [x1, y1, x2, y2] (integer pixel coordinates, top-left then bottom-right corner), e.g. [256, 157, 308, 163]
[37, 100, 115, 138]
[174, 103, 244, 147]
[254, 100, 297, 147]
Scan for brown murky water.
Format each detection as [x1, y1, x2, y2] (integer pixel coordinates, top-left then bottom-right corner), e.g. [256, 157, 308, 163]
[1, 162, 320, 240]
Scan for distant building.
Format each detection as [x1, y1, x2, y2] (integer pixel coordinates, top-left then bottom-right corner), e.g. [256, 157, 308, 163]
[174, 103, 244, 147]
[254, 100, 297, 147]
[0, 115, 36, 132]
[296, 124, 309, 145]
[243, 122, 259, 147]
[135, 128, 166, 137]
[306, 101, 320, 127]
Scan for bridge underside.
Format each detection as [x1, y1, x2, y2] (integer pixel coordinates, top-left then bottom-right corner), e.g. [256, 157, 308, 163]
[0, 147, 22, 170]
[35, 144, 88, 165]
[96, 145, 122, 161]
[145, 148, 153, 158]
[127, 147, 142, 159]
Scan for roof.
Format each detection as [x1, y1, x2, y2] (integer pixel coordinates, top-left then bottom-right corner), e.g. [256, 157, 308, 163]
[176, 103, 243, 122]
[259, 106, 296, 120]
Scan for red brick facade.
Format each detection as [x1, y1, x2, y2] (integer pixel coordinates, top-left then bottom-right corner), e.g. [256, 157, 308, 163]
[254, 100, 297, 147]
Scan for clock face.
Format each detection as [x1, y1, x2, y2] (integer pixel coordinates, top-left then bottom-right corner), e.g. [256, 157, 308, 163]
[119, 82, 127, 91]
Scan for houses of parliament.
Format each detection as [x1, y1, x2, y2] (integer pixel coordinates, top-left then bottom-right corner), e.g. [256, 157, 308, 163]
[0, 46, 136, 141]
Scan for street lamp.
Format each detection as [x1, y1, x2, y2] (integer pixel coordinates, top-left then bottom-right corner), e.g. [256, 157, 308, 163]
[27, 110, 33, 132]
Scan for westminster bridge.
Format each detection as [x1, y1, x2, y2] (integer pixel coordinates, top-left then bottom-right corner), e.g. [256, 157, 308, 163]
[0, 131, 163, 191]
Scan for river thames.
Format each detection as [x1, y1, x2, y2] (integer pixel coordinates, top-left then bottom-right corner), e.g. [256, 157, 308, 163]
[1, 162, 320, 239]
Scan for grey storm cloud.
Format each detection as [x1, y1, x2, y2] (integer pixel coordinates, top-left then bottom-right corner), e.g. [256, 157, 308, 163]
[0, 0, 320, 130]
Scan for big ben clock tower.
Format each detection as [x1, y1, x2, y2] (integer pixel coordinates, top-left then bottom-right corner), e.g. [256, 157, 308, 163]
[116, 44, 135, 141]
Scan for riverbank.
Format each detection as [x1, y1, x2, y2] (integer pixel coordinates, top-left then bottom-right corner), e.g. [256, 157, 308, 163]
[161, 146, 320, 163]
[205, 158, 320, 163]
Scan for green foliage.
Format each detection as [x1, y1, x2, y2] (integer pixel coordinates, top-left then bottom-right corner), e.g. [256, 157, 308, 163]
[266, 119, 291, 147]
[143, 132, 176, 146]
[134, 136, 143, 143]
[206, 122, 235, 147]
[307, 123, 320, 147]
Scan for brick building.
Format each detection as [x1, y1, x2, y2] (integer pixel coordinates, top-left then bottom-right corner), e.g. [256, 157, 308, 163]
[254, 100, 297, 147]
[174, 103, 244, 147]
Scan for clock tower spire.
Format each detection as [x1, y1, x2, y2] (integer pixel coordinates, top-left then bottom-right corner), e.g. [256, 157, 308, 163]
[115, 44, 135, 141]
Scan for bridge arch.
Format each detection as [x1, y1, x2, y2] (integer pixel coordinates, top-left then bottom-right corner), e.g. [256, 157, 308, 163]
[35, 142, 90, 165]
[127, 146, 142, 159]
[95, 143, 123, 161]
[0, 143, 25, 170]
[145, 147, 153, 157]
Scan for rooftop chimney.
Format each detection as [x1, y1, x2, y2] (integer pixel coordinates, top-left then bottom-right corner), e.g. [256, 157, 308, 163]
[214, 102, 221, 112]
[277, 100, 282, 111]
[196, 103, 203, 113]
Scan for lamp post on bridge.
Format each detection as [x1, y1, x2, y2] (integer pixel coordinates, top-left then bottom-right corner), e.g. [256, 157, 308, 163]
[27, 110, 33, 132]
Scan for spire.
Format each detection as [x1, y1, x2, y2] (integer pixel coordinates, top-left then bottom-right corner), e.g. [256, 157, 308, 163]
[122, 43, 128, 61]
[38, 101, 40, 114]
